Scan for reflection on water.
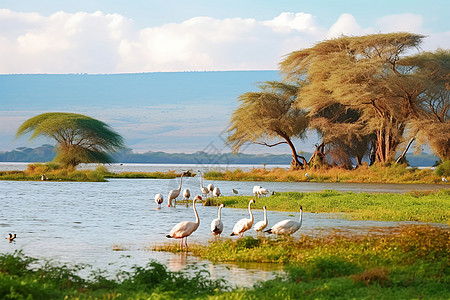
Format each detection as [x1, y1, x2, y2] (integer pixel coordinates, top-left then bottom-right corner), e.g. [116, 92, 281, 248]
[0, 163, 447, 287]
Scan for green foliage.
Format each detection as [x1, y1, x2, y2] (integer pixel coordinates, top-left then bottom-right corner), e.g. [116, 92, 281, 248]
[435, 160, 450, 177]
[1, 226, 448, 299]
[16, 112, 125, 167]
[0, 251, 229, 299]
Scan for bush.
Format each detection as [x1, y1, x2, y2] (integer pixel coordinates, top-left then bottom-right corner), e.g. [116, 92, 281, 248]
[435, 160, 450, 177]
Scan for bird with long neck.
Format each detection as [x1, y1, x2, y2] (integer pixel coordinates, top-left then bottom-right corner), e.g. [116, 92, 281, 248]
[155, 193, 163, 209]
[168, 173, 184, 207]
[254, 206, 268, 236]
[211, 204, 224, 239]
[198, 170, 209, 198]
[166, 195, 202, 250]
[231, 199, 255, 239]
[265, 206, 303, 236]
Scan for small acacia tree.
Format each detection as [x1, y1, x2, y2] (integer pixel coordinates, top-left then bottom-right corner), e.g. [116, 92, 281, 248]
[16, 112, 125, 168]
[227, 81, 309, 169]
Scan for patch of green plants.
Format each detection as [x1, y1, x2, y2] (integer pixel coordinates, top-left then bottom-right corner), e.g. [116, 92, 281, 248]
[0, 250, 229, 299]
[218, 189, 450, 224]
[157, 225, 449, 299]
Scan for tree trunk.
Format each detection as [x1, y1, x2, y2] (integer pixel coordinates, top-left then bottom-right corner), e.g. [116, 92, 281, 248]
[279, 132, 304, 170]
[395, 137, 415, 164]
[307, 143, 325, 166]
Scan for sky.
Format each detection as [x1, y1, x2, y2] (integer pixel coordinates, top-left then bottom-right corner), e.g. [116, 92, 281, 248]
[0, 0, 449, 155]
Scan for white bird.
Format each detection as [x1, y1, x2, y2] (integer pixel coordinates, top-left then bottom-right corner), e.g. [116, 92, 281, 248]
[254, 206, 268, 235]
[211, 204, 225, 239]
[207, 183, 215, 198]
[443, 177, 448, 183]
[213, 186, 221, 204]
[168, 173, 184, 207]
[265, 206, 303, 236]
[166, 195, 202, 250]
[305, 173, 310, 180]
[183, 188, 191, 206]
[253, 185, 262, 197]
[258, 187, 269, 197]
[231, 199, 255, 238]
[154, 193, 164, 208]
[198, 170, 209, 198]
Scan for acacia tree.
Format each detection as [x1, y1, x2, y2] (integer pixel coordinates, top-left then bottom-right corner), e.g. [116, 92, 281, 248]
[16, 112, 125, 167]
[227, 81, 309, 169]
[280, 32, 427, 165]
[399, 49, 450, 161]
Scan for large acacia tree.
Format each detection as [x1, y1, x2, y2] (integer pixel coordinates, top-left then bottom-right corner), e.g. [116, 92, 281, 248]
[399, 49, 450, 161]
[227, 81, 309, 169]
[280, 32, 432, 164]
[16, 112, 125, 167]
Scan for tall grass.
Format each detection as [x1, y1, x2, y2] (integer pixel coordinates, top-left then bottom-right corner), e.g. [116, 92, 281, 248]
[204, 163, 446, 184]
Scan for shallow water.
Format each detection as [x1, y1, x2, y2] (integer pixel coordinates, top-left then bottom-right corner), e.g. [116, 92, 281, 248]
[0, 163, 448, 287]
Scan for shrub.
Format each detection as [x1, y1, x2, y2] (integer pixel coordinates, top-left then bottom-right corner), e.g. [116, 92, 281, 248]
[435, 160, 450, 177]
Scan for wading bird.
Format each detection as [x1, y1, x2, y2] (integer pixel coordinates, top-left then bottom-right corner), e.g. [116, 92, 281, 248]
[168, 173, 184, 207]
[183, 188, 191, 206]
[253, 185, 261, 197]
[254, 206, 268, 236]
[211, 204, 225, 239]
[213, 186, 221, 204]
[154, 193, 164, 208]
[232, 189, 238, 195]
[258, 187, 269, 197]
[231, 199, 255, 239]
[166, 195, 202, 250]
[198, 170, 209, 198]
[265, 206, 303, 236]
[207, 183, 214, 198]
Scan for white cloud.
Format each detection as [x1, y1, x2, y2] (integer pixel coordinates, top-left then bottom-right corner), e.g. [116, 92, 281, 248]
[376, 13, 423, 33]
[327, 13, 372, 38]
[0, 9, 446, 74]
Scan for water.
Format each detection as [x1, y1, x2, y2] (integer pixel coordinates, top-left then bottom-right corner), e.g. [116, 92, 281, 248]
[0, 163, 448, 287]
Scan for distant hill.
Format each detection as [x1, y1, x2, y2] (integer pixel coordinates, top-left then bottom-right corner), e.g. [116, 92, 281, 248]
[0, 145, 440, 167]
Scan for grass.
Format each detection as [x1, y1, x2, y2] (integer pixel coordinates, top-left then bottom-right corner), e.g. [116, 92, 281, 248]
[0, 163, 108, 182]
[218, 189, 450, 224]
[203, 163, 447, 184]
[157, 225, 449, 299]
[2, 225, 447, 299]
[1, 161, 449, 183]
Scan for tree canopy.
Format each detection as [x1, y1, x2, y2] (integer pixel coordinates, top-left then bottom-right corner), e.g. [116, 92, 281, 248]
[16, 112, 125, 167]
[227, 81, 309, 168]
[229, 33, 449, 167]
[280, 33, 449, 165]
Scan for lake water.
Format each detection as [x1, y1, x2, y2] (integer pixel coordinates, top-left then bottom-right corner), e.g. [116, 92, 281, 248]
[0, 163, 448, 287]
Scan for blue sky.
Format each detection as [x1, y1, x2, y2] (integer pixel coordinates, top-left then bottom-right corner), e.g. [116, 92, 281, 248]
[0, 0, 448, 155]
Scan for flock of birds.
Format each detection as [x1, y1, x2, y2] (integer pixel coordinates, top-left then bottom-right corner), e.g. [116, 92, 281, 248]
[158, 171, 303, 249]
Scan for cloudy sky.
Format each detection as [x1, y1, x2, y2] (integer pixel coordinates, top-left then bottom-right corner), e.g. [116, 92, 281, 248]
[0, 0, 449, 155]
[1, 0, 449, 74]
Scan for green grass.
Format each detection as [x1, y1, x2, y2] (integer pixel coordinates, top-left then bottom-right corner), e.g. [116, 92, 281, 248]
[2, 225, 447, 299]
[218, 189, 450, 224]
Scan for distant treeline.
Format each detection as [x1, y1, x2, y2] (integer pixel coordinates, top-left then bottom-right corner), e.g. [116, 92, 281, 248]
[0, 144, 440, 167]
